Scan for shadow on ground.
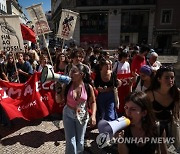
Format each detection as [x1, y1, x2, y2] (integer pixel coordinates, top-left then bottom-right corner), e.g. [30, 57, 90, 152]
[0, 113, 62, 138]
[1, 129, 65, 148]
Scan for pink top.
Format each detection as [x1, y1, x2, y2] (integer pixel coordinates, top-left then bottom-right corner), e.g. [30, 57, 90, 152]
[67, 84, 88, 108]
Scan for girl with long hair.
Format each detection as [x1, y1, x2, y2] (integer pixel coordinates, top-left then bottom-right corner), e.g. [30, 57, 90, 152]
[94, 58, 121, 121]
[118, 92, 163, 154]
[54, 53, 68, 73]
[146, 66, 180, 153]
[56, 63, 96, 154]
[146, 66, 179, 136]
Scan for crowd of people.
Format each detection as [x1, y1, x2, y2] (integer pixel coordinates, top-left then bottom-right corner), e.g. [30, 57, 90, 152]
[0, 43, 179, 154]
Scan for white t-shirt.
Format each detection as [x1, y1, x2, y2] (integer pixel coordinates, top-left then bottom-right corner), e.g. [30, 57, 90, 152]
[151, 61, 161, 72]
[37, 64, 52, 72]
[113, 61, 131, 74]
[135, 79, 147, 92]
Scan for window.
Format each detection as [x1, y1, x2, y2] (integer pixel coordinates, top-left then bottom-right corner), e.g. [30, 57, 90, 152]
[161, 9, 173, 24]
[80, 13, 108, 34]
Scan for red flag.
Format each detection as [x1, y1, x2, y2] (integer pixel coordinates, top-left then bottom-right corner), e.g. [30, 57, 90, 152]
[117, 73, 133, 113]
[0, 73, 63, 121]
[20, 24, 36, 43]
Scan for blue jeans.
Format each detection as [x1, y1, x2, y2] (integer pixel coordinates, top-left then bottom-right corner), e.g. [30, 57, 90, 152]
[96, 91, 117, 121]
[63, 105, 88, 154]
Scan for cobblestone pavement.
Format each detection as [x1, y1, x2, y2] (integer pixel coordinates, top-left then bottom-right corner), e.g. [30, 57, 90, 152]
[0, 115, 118, 154]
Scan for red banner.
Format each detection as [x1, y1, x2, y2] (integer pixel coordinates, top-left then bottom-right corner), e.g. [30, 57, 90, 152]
[117, 73, 133, 113]
[0, 72, 63, 121]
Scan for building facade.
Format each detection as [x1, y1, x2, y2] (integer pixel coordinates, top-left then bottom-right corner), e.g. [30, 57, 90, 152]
[6, 0, 28, 23]
[51, 0, 180, 54]
[0, 0, 7, 14]
[153, 0, 180, 55]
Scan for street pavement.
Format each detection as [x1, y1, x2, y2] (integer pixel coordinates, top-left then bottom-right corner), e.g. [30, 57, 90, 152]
[0, 114, 118, 154]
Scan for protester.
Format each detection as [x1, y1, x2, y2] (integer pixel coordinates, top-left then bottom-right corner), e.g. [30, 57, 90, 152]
[113, 51, 131, 75]
[89, 48, 100, 72]
[77, 48, 86, 63]
[54, 53, 68, 73]
[64, 49, 92, 84]
[118, 91, 165, 154]
[134, 65, 153, 92]
[147, 52, 161, 73]
[131, 45, 150, 75]
[113, 51, 132, 116]
[94, 58, 121, 121]
[103, 51, 111, 62]
[6, 53, 17, 82]
[84, 46, 93, 66]
[36, 54, 50, 72]
[28, 50, 39, 71]
[0, 51, 8, 81]
[0, 62, 8, 81]
[128, 46, 139, 65]
[16, 52, 33, 83]
[55, 63, 96, 154]
[146, 66, 180, 137]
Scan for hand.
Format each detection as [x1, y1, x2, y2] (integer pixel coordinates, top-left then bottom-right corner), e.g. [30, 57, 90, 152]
[97, 87, 104, 93]
[55, 82, 62, 94]
[131, 75, 138, 83]
[90, 115, 96, 127]
[117, 79, 122, 87]
[55, 93, 65, 107]
[17, 69, 23, 74]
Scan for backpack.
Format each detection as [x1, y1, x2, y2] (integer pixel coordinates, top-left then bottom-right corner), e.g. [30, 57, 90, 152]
[114, 61, 119, 74]
[133, 76, 144, 91]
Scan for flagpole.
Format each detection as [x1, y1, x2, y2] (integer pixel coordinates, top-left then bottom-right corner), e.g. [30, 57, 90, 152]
[12, 52, 20, 83]
[61, 39, 65, 53]
[2, 17, 20, 83]
[31, 7, 53, 66]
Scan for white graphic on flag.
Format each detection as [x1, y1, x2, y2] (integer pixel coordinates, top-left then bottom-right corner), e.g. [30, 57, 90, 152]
[57, 9, 79, 40]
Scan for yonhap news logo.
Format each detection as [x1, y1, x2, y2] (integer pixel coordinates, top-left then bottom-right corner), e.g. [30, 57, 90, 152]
[96, 133, 111, 148]
[96, 133, 176, 149]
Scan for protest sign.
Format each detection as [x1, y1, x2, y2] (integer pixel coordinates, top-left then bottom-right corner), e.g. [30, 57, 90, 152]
[26, 4, 51, 36]
[57, 9, 79, 40]
[0, 15, 24, 52]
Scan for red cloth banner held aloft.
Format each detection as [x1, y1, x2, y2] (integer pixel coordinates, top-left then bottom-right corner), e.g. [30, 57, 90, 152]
[20, 24, 36, 43]
[0, 72, 62, 121]
[117, 73, 133, 113]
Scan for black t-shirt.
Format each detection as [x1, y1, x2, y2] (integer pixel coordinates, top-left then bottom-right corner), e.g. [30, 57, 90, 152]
[124, 127, 157, 154]
[94, 72, 118, 89]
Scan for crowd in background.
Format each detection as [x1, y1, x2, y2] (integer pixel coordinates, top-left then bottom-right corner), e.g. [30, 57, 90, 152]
[0, 43, 179, 154]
